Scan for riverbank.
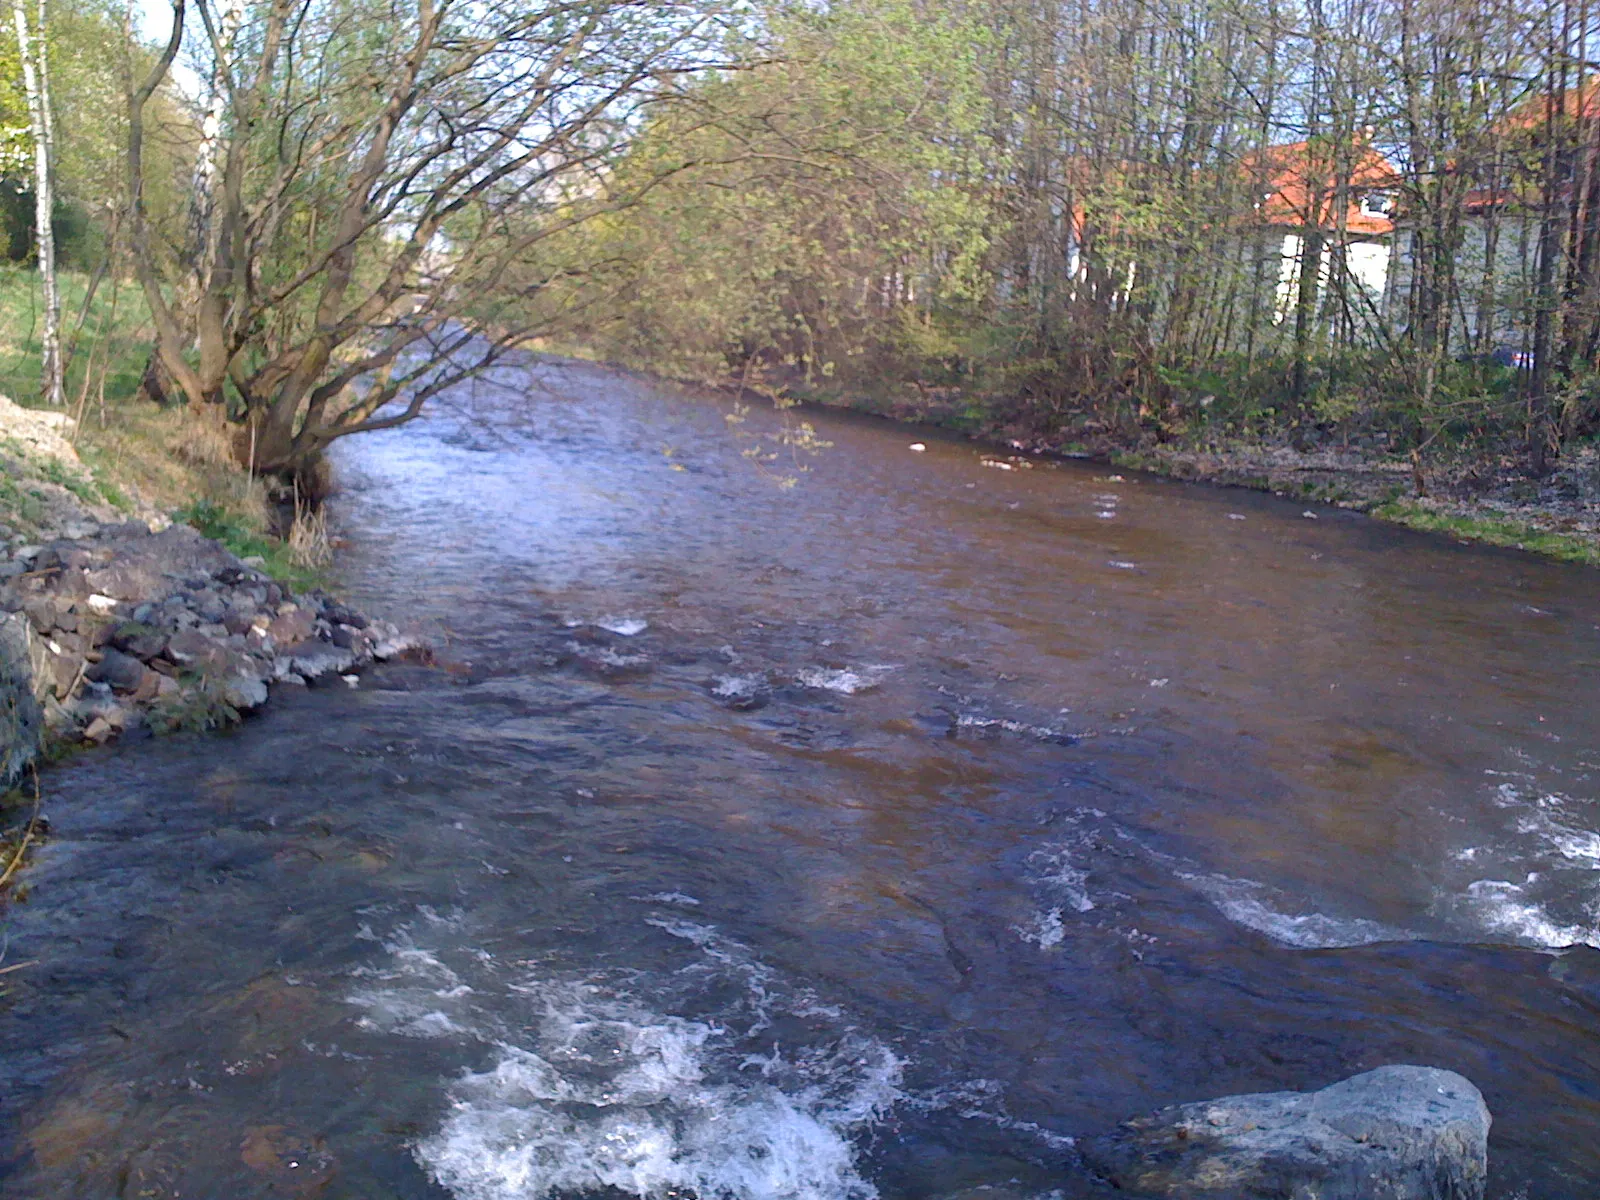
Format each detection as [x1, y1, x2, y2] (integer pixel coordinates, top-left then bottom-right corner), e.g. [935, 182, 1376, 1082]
[0, 390, 422, 903]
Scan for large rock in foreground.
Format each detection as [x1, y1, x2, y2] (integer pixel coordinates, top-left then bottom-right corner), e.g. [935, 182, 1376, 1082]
[1083, 1065, 1490, 1199]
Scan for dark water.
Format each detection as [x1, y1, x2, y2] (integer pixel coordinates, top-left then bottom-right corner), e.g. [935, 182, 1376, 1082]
[2, 359, 1599, 1199]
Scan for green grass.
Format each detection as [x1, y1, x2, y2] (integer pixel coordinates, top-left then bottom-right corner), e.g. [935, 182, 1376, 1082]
[0, 264, 152, 411]
[175, 499, 326, 590]
[1374, 500, 1600, 566]
[36, 455, 99, 505]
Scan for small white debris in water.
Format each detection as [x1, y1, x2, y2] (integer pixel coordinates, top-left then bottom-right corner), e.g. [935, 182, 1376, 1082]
[981, 459, 1014, 471]
[342, 674, 360, 688]
[1109, 561, 1137, 569]
[1227, 513, 1247, 520]
[87, 593, 117, 612]
[965, 482, 976, 488]
[1301, 510, 1319, 519]
[597, 616, 648, 636]
[1149, 678, 1169, 688]
[1096, 511, 1116, 519]
[46, 640, 61, 655]
[1107, 474, 1125, 482]
[562, 855, 573, 862]
[909, 442, 927, 452]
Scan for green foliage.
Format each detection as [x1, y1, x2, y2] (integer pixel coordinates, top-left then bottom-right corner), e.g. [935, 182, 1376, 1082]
[93, 474, 130, 511]
[553, 0, 998, 387]
[148, 674, 241, 735]
[0, 265, 151, 408]
[175, 500, 325, 591]
[0, 470, 41, 523]
[36, 454, 96, 503]
[0, 0, 143, 266]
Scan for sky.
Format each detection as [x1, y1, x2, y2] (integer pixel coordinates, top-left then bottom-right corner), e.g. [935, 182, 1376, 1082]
[135, 0, 202, 97]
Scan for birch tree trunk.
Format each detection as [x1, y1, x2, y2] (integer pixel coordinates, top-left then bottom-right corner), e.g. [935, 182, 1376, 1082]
[12, 0, 61, 407]
[187, 0, 243, 293]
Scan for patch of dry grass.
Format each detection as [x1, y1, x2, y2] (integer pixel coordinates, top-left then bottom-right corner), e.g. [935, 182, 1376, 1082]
[75, 400, 276, 541]
[287, 503, 332, 570]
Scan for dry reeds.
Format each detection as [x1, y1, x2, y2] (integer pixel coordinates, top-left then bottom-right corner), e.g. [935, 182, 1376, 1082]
[287, 501, 332, 569]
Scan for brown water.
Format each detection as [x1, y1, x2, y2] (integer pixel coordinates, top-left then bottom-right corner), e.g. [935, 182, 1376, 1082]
[2, 359, 1599, 1199]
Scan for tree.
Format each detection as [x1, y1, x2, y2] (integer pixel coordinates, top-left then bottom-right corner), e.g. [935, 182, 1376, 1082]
[127, 0, 738, 477]
[12, 0, 59, 406]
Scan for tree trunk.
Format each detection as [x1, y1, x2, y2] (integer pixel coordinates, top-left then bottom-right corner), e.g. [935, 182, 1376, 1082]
[13, 0, 61, 407]
[186, 0, 244, 290]
[1292, 229, 1323, 406]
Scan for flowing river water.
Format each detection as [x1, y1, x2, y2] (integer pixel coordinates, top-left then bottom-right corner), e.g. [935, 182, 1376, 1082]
[2, 360, 1599, 1198]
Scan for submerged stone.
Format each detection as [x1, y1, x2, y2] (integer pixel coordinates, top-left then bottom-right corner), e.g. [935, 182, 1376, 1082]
[1083, 1064, 1489, 1199]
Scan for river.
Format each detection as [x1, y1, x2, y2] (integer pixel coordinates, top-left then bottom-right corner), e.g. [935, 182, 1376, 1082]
[1, 359, 1598, 1198]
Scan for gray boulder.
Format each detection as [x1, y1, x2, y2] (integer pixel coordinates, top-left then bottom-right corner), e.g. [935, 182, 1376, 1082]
[85, 648, 150, 694]
[220, 673, 269, 711]
[273, 639, 357, 681]
[1082, 1065, 1489, 1199]
[82, 524, 239, 603]
[0, 612, 43, 785]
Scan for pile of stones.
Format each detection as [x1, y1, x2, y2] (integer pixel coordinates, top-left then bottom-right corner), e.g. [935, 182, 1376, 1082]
[0, 519, 420, 783]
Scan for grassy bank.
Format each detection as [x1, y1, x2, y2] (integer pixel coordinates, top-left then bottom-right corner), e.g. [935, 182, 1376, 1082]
[0, 266, 324, 584]
[1371, 500, 1600, 566]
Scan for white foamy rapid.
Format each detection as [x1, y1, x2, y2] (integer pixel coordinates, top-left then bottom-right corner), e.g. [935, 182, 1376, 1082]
[795, 666, 895, 695]
[907, 1079, 1076, 1153]
[596, 616, 650, 636]
[569, 642, 650, 669]
[564, 615, 650, 636]
[349, 914, 905, 1200]
[956, 715, 1074, 743]
[1013, 810, 1107, 949]
[712, 673, 767, 699]
[1183, 873, 1412, 949]
[1443, 781, 1600, 950]
[1014, 810, 1417, 952]
[1458, 880, 1598, 949]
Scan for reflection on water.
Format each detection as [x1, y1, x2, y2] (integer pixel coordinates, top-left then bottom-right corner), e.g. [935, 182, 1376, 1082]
[1, 359, 1599, 1197]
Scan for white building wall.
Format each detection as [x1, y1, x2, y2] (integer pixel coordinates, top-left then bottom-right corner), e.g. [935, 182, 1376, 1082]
[1346, 240, 1391, 298]
[1272, 232, 1389, 328]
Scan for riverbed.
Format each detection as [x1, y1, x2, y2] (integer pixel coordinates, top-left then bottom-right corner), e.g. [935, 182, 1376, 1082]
[1, 359, 1597, 1198]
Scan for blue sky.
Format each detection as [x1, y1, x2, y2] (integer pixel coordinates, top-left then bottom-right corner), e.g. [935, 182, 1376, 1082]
[135, 0, 201, 95]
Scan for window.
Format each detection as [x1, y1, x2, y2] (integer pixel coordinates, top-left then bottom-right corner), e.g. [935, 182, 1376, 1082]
[1361, 192, 1392, 218]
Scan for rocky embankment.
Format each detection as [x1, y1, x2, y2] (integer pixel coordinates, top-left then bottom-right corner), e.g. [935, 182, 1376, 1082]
[0, 520, 421, 784]
[0, 394, 420, 787]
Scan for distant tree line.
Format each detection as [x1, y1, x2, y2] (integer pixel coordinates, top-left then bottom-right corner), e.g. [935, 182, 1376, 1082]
[555, 0, 1600, 475]
[12, 0, 1600, 478]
